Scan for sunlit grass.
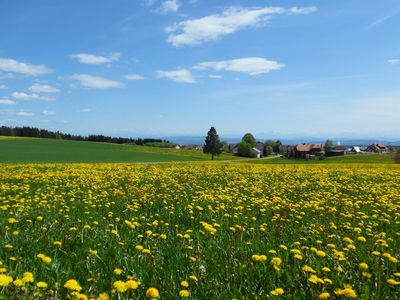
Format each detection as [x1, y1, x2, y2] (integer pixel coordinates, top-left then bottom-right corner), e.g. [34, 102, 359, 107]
[0, 163, 399, 299]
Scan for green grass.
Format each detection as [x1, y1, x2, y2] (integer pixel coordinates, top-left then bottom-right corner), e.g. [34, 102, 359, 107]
[245, 153, 397, 164]
[0, 136, 238, 163]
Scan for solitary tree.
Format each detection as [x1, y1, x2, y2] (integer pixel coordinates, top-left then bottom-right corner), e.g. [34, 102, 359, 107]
[203, 127, 222, 160]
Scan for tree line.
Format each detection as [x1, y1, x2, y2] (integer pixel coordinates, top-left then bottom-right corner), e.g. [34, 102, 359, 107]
[0, 126, 169, 145]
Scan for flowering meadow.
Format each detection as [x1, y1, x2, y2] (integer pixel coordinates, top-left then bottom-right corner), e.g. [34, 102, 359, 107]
[0, 163, 399, 299]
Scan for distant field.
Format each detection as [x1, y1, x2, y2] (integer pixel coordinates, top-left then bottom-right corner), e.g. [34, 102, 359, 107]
[247, 153, 396, 164]
[0, 136, 238, 163]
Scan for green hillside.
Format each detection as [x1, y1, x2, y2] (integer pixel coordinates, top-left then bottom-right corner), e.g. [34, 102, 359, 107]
[0, 136, 236, 163]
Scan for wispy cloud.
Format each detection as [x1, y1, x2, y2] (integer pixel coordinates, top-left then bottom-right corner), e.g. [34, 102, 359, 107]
[80, 108, 91, 113]
[368, 10, 400, 29]
[0, 58, 51, 76]
[195, 57, 284, 75]
[157, 69, 196, 83]
[11, 92, 40, 100]
[124, 74, 145, 80]
[0, 84, 7, 90]
[0, 99, 16, 105]
[15, 111, 34, 117]
[388, 58, 400, 65]
[42, 110, 56, 116]
[70, 74, 125, 89]
[166, 6, 317, 46]
[1, 110, 34, 117]
[208, 74, 223, 79]
[29, 84, 60, 93]
[70, 53, 120, 65]
[160, 0, 180, 14]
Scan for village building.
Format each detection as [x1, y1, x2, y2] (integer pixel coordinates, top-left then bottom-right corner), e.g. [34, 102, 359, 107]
[294, 143, 324, 159]
[366, 144, 390, 154]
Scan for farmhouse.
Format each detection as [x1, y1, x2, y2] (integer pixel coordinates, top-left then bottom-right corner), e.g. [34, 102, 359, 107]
[366, 143, 390, 154]
[252, 147, 263, 158]
[294, 143, 324, 159]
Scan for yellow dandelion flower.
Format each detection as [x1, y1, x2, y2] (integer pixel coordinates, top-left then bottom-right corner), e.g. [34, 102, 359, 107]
[42, 256, 52, 264]
[89, 249, 97, 255]
[319, 292, 330, 299]
[362, 272, 372, 279]
[357, 236, 366, 242]
[270, 288, 284, 296]
[359, 263, 368, 270]
[302, 265, 316, 273]
[387, 279, 400, 285]
[13, 278, 24, 287]
[97, 293, 109, 300]
[126, 279, 140, 289]
[113, 281, 128, 293]
[0, 274, 13, 287]
[322, 267, 331, 272]
[179, 290, 190, 297]
[146, 287, 160, 298]
[8, 218, 18, 224]
[271, 257, 282, 266]
[36, 281, 48, 288]
[64, 279, 82, 291]
[113, 268, 122, 275]
[181, 280, 189, 288]
[335, 286, 357, 298]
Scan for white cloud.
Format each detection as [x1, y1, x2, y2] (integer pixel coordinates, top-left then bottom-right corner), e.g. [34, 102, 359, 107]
[124, 74, 145, 80]
[80, 108, 91, 112]
[208, 74, 223, 79]
[161, 0, 180, 13]
[195, 57, 284, 75]
[70, 53, 120, 65]
[0, 84, 7, 90]
[388, 58, 400, 65]
[0, 58, 51, 76]
[16, 111, 33, 117]
[166, 6, 317, 46]
[12, 92, 40, 100]
[0, 99, 16, 105]
[29, 84, 60, 93]
[70, 74, 125, 89]
[42, 110, 56, 116]
[156, 69, 196, 83]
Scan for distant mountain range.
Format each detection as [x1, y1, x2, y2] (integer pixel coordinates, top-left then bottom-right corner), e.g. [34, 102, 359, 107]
[163, 136, 400, 146]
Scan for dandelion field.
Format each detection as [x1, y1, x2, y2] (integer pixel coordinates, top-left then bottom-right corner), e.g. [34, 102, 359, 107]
[0, 163, 399, 299]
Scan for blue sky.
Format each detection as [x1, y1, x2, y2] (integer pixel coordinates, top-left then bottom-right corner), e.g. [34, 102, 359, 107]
[0, 0, 399, 138]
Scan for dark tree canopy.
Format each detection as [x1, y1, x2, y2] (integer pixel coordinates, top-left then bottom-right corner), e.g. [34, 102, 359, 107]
[0, 126, 168, 145]
[324, 139, 334, 154]
[203, 127, 222, 160]
[242, 133, 256, 147]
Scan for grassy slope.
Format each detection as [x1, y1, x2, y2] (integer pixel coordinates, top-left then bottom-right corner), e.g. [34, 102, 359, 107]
[0, 136, 237, 163]
[244, 153, 396, 164]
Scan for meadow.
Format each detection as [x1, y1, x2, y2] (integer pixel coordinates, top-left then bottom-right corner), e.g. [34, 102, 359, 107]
[0, 137, 238, 163]
[0, 163, 399, 299]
